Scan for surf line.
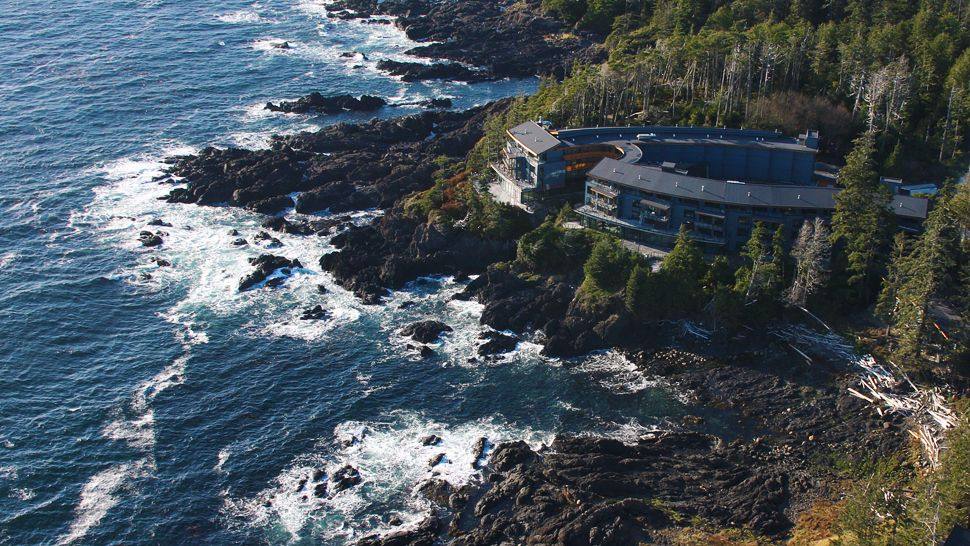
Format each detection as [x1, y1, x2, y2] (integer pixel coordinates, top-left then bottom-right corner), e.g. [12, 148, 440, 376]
[58, 325, 198, 545]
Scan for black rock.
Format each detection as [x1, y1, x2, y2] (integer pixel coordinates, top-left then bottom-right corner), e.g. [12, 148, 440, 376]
[246, 195, 295, 215]
[400, 320, 452, 343]
[266, 93, 387, 115]
[426, 98, 453, 109]
[428, 453, 446, 467]
[419, 346, 435, 359]
[138, 231, 163, 247]
[238, 254, 302, 291]
[147, 218, 173, 227]
[417, 479, 453, 507]
[316, 284, 328, 294]
[313, 483, 327, 497]
[471, 436, 489, 469]
[150, 257, 171, 267]
[330, 465, 362, 492]
[420, 434, 442, 446]
[377, 60, 489, 82]
[300, 305, 330, 320]
[231, 238, 248, 246]
[265, 277, 286, 288]
[253, 231, 283, 248]
[477, 330, 518, 355]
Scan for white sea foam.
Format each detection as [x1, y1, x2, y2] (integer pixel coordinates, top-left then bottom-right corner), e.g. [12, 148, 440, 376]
[224, 411, 552, 542]
[0, 251, 16, 270]
[57, 460, 149, 545]
[65, 145, 384, 542]
[215, 448, 231, 474]
[216, 10, 271, 24]
[74, 146, 380, 344]
[584, 418, 672, 445]
[11, 488, 35, 501]
[295, 0, 331, 18]
[225, 122, 320, 150]
[574, 350, 657, 395]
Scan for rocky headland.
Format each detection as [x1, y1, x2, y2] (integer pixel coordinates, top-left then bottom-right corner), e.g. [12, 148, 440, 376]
[160, 101, 508, 216]
[325, 0, 604, 82]
[159, 95, 913, 540]
[151, 3, 920, 542]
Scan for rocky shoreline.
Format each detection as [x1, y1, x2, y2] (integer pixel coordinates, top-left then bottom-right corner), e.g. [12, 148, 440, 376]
[325, 0, 603, 82]
[359, 342, 905, 545]
[150, 3, 913, 540]
[160, 101, 507, 215]
[157, 98, 909, 540]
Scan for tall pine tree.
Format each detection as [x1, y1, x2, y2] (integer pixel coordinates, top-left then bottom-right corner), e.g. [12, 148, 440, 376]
[831, 133, 893, 304]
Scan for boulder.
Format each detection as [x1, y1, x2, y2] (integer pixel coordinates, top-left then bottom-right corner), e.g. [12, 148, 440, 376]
[477, 330, 518, 355]
[400, 320, 453, 343]
[330, 465, 362, 493]
[300, 305, 330, 320]
[238, 254, 302, 291]
[138, 231, 163, 247]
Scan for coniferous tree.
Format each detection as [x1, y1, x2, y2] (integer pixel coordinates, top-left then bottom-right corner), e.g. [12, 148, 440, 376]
[788, 218, 832, 307]
[625, 264, 657, 318]
[737, 221, 775, 300]
[660, 226, 706, 314]
[830, 133, 893, 304]
[583, 236, 633, 293]
[875, 232, 911, 322]
[888, 190, 959, 369]
[771, 224, 788, 288]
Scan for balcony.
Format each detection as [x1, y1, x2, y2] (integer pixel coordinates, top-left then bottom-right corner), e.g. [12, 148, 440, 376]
[577, 205, 725, 245]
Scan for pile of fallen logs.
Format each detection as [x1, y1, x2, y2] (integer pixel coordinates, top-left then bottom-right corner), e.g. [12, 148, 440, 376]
[775, 324, 958, 467]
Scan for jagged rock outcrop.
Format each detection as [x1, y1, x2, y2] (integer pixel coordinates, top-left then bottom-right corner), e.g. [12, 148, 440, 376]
[265, 93, 387, 115]
[163, 103, 507, 215]
[400, 320, 453, 343]
[320, 207, 526, 304]
[326, 0, 604, 81]
[238, 254, 302, 291]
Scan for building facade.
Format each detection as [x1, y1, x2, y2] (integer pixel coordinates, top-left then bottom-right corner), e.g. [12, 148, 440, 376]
[490, 120, 930, 251]
[577, 158, 928, 251]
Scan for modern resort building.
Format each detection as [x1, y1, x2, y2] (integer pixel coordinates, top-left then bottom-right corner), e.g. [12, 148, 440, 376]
[491, 121, 929, 252]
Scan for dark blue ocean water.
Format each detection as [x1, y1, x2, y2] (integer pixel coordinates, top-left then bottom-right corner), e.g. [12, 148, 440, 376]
[0, 2, 707, 544]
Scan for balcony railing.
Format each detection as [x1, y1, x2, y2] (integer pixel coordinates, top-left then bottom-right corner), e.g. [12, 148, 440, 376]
[577, 205, 725, 245]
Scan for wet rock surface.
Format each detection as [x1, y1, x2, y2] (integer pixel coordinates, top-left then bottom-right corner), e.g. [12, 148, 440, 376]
[400, 320, 453, 343]
[238, 254, 302, 291]
[326, 0, 603, 81]
[364, 343, 905, 545]
[376, 60, 488, 83]
[265, 93, 387, 115]
[320, 206, 527, 304]
[476, 330, 518, 356]
[138, 230, 164, 247]
[330, 465, 362, 493]
[164, 103, 506, 215]
[299, 304, 330, 321]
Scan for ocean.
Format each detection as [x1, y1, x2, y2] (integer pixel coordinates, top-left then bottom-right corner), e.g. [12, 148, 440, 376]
[0, 1, 698, 544]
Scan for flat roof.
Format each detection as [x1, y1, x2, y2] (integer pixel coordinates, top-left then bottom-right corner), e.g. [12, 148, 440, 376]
[588, 158, 928, 220]
[555, 126, 816, 154]
[507, 121, 561, 156]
